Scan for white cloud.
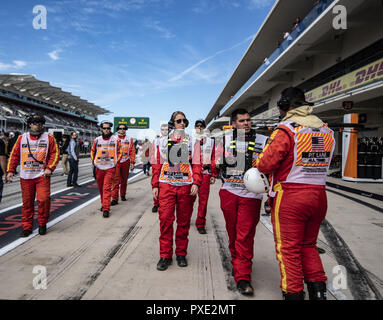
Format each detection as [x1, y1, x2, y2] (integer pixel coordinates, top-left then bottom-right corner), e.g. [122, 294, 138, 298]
[0, 60, 27, 71]
[169, 34, 254, 82]
[248, 0, 275, 9]
[13, 60, 27, 68]
[144, 20, 175, 39]
[48, 49, 63, 61]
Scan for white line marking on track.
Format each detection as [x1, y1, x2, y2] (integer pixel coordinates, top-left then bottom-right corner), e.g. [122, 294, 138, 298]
[0, 171, 145, 257]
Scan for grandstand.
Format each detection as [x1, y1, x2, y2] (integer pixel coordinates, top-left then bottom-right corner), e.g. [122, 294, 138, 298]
[0, 74, 109, 142]
[206, 0, 383, 181]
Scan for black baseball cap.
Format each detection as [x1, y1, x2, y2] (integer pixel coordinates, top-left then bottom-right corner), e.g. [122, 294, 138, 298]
[281, 87, 314, 106]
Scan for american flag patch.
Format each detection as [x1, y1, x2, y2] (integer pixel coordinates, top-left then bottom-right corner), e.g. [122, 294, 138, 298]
[311, 136, 324, 151]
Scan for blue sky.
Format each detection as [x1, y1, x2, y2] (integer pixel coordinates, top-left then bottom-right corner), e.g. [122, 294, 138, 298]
[1, 0, 275, 139]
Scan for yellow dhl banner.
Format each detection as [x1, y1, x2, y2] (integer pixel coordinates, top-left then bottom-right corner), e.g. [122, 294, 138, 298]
[306, 57, 383, 103]
[255, 58, 383, 120]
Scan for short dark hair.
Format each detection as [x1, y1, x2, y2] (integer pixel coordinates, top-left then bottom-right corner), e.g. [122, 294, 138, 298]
[231, 108, 249, 123]
[195, 119, 206, 128]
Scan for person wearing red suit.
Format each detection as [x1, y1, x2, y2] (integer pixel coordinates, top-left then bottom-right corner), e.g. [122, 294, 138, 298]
[256, 87, 335, 300]
[6, 114, 59, 237]
[151, 111, 202, 271]
[193, 119, 218, 235]
[91, 120, 121, 218]
[111, 124, 135, 205]
[215, 108, 268, 296]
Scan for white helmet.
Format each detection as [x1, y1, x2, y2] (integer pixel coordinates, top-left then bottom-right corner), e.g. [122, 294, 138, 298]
[244, 167, 270, 194]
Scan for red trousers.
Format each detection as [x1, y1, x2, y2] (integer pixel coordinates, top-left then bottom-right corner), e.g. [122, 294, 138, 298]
[20, 176, 51, 230]
[111, 160, 130, 201]
[195, 174, 211, 229]
[219, 189, 261, 283]
[96, 167, 116, 212]
[158, 182, 196, 258]
[271, 183, 327, 293]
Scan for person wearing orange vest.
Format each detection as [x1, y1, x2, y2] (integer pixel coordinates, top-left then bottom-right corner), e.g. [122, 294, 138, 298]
[6, 114, 59, 237]
[91, 120, 121, 218]
[256, 87, 335, 300]
[111, 124, 135, 205]
[192, 119, 218, 235]
[151, 111, 202, 271]
[215, 108, 268, 296]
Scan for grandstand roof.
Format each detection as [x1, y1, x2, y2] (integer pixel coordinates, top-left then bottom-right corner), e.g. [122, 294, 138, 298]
[0, 74, 110, 118]
[205, 0, 316, 125]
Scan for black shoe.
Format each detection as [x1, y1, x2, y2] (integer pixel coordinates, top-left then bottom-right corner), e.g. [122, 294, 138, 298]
[156, 258, 172, 271]
[237, 280, 254, 296]
[176, 255, 188, 267]
[103, 210, 110, 218]
[306, 282, 327, 300]
[38, 225, 47, 235]
[111, 200, 118, 206]
[66, 184, 73, 187]
[121, 196, 127, 201]
[100, 207, 103, 212]
[197, 227, 207, 234]
[152, 206, 158, 213]
[73, 183, 81, 187]
[282, 291, 305, 300]
[20, 229, 32, 237]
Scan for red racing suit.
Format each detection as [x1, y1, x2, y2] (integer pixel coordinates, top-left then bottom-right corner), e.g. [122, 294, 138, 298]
[111, 135, 135, 201]
[256, 113, 335, 294]
[91, 135, 121, 212]
[193, 137, 218, 229]
[7, 132, 59, 230]
[151, 132, 202, 259]
[215, 130, 268, 283]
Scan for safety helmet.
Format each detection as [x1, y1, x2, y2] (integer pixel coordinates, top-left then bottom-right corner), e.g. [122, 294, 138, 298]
[244, 167, 270, 194]
[26, 113, 46, 125]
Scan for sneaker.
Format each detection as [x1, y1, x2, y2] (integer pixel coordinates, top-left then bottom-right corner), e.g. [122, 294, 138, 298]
[176, 255, 188, 267]
[237, 280, 254, 296]
[20, 229, 32, 237]
[121, 196, 127, 201]
[103, 210, 110, 218]
[111, 200, 118, 206]
[38, 225, 47, 235]
[156, 258, 172, 271]
[152, 205, 158, 213]
[197, 227, 207, 234]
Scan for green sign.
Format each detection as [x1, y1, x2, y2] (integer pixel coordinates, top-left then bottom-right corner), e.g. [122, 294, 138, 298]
[114, 117, 150, 129]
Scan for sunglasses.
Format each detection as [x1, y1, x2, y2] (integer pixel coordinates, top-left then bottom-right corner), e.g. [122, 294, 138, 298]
[175, 119, 187, 124]
[195, 124, 204, 128]
[118, 127, 127, 130]
[31, 122, 44, 125]
[102, 127, 111, 130]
